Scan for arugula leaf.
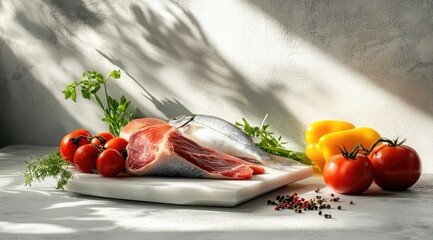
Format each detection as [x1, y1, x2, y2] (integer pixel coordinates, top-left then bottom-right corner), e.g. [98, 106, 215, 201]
[24, 151, 72, 189]
[236, 115, 313, 165]
[63, 70, 134, 136]
[107, 69, 121, 79]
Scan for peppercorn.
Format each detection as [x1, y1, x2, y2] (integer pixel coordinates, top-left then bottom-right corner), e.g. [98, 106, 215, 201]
[326, 204, 331, 209]
[298, 209, 302, 213]
[314, 188, 320, 193]
[318, 211, 322, 215]
[267, 200, 272, 205]
[276, 195, 281, 201]
[337, 206, 342, 210]
[350, 201, 354, 204]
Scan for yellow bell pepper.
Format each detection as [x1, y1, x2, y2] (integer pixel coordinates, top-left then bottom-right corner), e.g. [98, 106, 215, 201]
[306, 120, 355, 170]
[305, 120, 381, 172]
[318, 127, 381, 161]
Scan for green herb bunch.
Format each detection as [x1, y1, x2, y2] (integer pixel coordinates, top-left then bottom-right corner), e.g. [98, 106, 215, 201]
[24, 151, 71, 189]
[236, 115, 312, 165]
[63, 70, 133, 137]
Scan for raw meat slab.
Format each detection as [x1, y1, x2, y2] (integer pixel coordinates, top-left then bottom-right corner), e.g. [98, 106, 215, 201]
[64, 161, 313, 207]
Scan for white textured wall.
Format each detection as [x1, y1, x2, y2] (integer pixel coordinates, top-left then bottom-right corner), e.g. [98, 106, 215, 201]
[1, 0, 432, 171]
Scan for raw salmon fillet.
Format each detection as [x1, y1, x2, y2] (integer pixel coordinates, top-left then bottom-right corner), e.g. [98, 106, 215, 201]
[126, 124, 265, 179]
[120, 118, 168, 141]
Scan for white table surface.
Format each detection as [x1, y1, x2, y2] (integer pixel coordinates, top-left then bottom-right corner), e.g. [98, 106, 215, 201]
[1, 145, 433, 240]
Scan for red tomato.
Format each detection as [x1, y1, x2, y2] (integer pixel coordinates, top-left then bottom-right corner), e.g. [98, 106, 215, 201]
[104, 137, 128, 158]
[369, 142, 421, 191]
[91, 132, 115, 146]
[73, 144, 99, 173]
[60, 129, 92, 164]
[96, 149, 125, 177]
[323, 153, 374, 195]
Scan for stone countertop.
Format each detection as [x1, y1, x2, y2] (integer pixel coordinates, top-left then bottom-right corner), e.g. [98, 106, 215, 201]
[1, 145, 433, 240]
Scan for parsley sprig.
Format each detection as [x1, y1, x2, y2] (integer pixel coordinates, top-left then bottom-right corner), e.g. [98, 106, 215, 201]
[63, 70, 133, 137]
[24, 151, 72, 189]
[235, 115, 312, 165]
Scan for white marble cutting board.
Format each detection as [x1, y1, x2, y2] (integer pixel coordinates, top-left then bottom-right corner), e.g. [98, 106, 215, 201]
[64, 160, 313, 207]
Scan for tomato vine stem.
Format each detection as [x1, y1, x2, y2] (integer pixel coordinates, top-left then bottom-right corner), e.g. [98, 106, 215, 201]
[365, 137, 406, 155]
[337, 145, 363, 160]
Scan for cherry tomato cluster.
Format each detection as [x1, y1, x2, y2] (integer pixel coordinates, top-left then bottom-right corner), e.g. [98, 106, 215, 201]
[59, 129, 128, 177]
[322, 138, 421, 195]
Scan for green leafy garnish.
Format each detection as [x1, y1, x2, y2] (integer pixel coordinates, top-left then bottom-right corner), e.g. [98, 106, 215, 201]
[63, 70, 133, 137]
[24, 151, 72, 189]
[236, 115, 313, 165]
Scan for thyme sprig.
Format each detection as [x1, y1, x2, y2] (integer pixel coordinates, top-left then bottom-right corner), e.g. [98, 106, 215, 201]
[24, 150, 72, 189]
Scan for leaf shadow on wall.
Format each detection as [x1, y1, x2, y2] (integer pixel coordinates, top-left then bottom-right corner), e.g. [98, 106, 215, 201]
[247, 0, 433, 117]
[44, 0, 103, 26]
[0, 40, 83, 146]
[96, 49, 193, 119]
[0, 0, 116, 146]
[97, 1, 304, 145]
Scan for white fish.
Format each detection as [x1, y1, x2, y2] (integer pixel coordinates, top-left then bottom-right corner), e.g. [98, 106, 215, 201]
[169, 114, 280, 167]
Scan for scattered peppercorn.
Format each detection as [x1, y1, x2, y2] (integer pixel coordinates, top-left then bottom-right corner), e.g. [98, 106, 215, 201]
[266, 192, 355, 218]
